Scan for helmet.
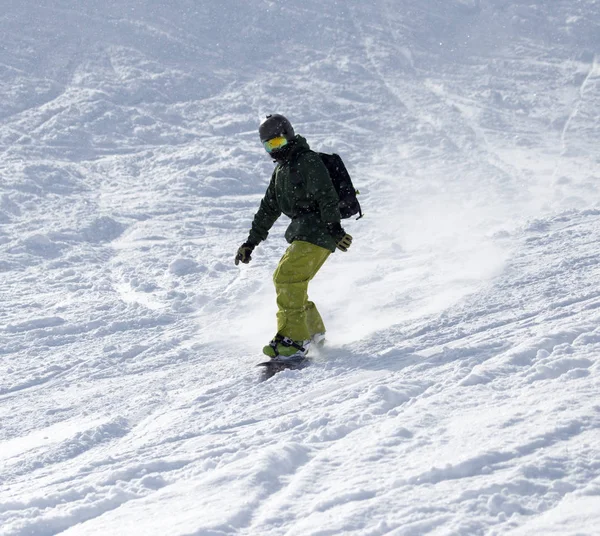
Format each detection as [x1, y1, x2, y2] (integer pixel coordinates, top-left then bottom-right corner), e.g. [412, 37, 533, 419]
[259, 114, 295, 142]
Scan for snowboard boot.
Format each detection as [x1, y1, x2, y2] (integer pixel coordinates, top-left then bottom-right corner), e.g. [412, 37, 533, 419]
[263, 334, 310, 361]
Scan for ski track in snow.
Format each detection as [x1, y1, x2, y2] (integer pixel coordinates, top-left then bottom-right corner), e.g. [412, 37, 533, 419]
[1, 1, 600, 535]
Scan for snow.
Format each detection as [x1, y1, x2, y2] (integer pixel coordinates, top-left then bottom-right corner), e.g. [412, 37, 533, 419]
[1, 0, 600, 534]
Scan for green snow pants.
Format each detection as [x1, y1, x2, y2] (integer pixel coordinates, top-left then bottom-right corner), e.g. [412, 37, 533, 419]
[273, 240, 331, 341]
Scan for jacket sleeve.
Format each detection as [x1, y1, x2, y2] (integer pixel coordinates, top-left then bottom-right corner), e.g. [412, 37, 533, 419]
[302, 153, 341, 225]
[247, 171, 282, 245]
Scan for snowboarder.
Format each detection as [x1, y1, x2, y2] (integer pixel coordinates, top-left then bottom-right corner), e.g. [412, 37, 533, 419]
[235, 114, 353, 361]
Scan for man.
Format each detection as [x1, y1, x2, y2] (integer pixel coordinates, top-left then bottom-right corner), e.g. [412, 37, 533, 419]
[235, 114, 353, 360]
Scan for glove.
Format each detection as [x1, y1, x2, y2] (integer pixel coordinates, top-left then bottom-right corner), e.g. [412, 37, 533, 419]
[235, 242, 255, 265]
[336, 233, 353, 252]
[327, 222, 353, 252]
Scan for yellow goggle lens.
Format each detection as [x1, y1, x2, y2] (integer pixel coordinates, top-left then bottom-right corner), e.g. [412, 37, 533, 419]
[263, 136, 288, 153]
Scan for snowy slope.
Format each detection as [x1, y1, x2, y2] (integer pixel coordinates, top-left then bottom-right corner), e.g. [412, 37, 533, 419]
[1, 1, 600, 535]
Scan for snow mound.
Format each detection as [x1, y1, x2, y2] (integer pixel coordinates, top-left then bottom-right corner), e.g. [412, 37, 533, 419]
[81, 216, 126, 243]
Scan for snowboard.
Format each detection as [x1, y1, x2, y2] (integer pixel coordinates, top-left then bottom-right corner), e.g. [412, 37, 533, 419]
[257, 357, 309, 379]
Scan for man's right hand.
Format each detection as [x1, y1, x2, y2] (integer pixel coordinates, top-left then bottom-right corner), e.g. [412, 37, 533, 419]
[235, 242, 255, 265]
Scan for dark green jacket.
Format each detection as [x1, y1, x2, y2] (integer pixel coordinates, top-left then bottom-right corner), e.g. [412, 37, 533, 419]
[248, 136, 341, 252]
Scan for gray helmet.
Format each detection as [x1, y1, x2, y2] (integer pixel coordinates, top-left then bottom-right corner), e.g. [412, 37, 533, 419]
[259, 114, 295, 142]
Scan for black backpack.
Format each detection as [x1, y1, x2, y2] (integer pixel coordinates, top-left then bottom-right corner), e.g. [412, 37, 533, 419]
[291, 150, 363, 220]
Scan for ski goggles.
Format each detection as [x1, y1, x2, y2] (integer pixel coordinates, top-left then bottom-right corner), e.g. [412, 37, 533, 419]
[263, 136, 288, 153]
